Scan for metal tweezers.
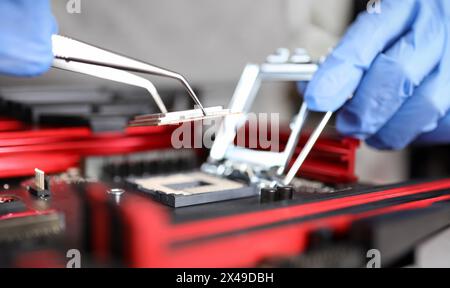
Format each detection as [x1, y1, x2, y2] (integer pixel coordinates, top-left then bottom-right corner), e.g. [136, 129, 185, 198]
[51, 34, 206, 116]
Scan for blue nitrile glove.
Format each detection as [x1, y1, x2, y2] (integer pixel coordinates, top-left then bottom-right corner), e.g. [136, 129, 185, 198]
[0, 0, 57, 76]
[302, 0, 450, 150]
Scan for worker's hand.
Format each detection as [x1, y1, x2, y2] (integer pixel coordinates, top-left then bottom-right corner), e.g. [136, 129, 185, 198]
[0, 0, 57, 77]
[303, 0, 450, 150]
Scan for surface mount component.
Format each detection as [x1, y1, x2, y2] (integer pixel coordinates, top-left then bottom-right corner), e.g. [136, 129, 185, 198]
[51, 34, 206, 116]
[260, 187, 277, 203]
[260, 186, 294, 204]
[129, 106, 235, 127]
[129, 172, 257, 207]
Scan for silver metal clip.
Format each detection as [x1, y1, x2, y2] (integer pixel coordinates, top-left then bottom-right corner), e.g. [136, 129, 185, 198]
[205, 48, 332, 185]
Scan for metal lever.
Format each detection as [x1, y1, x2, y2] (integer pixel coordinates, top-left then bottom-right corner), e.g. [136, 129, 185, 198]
[282, 110, 333, 185]
[206, 58, 331, 185]
[51, 34, 206, 115]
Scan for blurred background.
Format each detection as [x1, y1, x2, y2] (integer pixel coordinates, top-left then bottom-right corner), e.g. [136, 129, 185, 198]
[0, 0, 423, 185]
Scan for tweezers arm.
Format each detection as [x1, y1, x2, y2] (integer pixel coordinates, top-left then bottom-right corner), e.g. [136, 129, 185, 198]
[52, 35, 179, 79]
[52, 35, 205, 114]
[53, 58, 168, 113]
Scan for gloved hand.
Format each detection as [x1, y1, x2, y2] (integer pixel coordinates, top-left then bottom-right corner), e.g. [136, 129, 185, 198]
[303, 0, 450, 150]
[0, 0, 57, 77]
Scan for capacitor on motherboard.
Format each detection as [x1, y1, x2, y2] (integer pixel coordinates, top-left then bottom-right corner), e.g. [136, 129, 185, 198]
[276, 186, 294, 201]
[260, 187, 277, 203]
